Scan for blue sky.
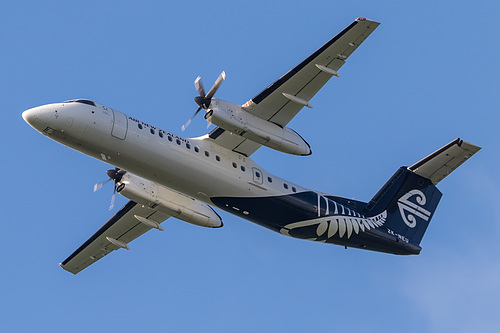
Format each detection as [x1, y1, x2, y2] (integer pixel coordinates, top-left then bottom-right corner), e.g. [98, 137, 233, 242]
[2, 1, 499, 332]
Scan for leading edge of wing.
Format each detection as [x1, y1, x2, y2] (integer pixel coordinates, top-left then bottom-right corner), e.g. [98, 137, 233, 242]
[60, 201, 170, 274]
[250, 18, 380, 105]
[60, 201, 137, 268]
[206, 18, 380, 157]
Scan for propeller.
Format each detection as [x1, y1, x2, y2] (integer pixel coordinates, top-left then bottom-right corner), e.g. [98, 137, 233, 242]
[93, 167, 126, 210]
[182, 71, 226, 131]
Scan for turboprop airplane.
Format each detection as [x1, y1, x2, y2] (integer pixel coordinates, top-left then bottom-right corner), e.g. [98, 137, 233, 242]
[22, 18, 480, 274]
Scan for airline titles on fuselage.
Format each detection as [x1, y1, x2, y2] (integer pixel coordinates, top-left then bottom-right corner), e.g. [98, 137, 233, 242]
[127, 116, 190, 144]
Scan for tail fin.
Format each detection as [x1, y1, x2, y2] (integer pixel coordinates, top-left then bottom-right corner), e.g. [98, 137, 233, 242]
[363, 167, 441, 245]
[363, 139, 480, 246]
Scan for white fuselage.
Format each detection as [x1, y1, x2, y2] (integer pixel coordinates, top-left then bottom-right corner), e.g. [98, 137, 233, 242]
[22, 100, 307, 204]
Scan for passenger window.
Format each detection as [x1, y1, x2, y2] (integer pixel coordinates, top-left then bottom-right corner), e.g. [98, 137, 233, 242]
[241, 166, 246, 172]
[232, 162, 237, 168]
[138, 123, 143, 129]
[168, 136, 173, 142]
[159, 131, 164, 138]
[176, 139, 181, 145]
[194, 146, 200, 153]
[150, 129, 155, 135]
[284, 183, 289, 189]
[186, 143, 191, 149]
[205, 151, 210, 157]
[216, 155, 221, 162]
[292, 187, 297, 192]
[267, 177, 273, 183]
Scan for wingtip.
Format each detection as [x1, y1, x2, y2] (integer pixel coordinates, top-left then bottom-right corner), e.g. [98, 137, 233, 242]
[356, 17, 380, 25]
[59, 263, 77, 275]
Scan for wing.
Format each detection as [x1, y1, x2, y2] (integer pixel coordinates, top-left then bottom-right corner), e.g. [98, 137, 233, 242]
[60, 201, 170, 274]
[409, 138, 481, 185]
[207, 18, 380, 156]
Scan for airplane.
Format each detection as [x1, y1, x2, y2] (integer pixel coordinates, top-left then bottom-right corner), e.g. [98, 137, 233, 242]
[22, 18, 480, 274]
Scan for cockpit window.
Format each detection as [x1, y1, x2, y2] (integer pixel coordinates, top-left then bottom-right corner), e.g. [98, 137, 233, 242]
[75, 99, 96, 106]
[64, 99, 96, 107]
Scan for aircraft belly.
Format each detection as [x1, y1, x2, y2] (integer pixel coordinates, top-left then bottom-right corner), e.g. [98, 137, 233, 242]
[97, 137, 257, 202]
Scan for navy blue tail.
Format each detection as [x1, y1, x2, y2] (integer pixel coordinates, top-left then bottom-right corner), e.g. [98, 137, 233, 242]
[363, 167, 442, 246]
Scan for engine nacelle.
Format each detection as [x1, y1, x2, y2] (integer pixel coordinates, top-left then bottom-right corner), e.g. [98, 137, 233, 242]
[206, 99, 311, 156]
[117, 173, 223, 228]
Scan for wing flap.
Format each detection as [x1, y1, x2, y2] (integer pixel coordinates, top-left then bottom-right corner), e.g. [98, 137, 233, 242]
[206, 130, 261, 156]
[408, 139, 481, 184]
[60, 201, 170, 274]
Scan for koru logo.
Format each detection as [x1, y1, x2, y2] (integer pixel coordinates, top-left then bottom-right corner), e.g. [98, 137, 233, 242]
[397, 189, 431, 228]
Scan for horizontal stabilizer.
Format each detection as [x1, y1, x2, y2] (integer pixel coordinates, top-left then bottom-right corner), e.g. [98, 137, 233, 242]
[408, 138, 481, 185]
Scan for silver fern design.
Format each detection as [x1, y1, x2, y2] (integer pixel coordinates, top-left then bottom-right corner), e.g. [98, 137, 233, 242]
[279, 211, 388, 240]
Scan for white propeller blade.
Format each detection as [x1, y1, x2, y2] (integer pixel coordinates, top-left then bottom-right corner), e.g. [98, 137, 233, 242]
[109, 189, 116, 210]
[94, 179, 111, 192]
[181, 118, 192, 132]
[194, 76, 205, 97]
[182, 71, 226, 131]
[206, 71, 226, 99]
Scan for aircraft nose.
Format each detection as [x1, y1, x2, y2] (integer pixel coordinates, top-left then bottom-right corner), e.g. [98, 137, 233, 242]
[22, 106, 40, 127]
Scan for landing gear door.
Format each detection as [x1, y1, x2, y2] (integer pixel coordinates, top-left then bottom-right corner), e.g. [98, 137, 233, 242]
[111, 109, 128, 140]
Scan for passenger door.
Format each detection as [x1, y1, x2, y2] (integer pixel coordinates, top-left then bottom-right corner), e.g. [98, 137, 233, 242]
[111, 109, 128, 140]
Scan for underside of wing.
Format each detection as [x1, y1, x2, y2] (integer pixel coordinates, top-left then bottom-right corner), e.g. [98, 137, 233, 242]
[207, 18, 380, 157]
[207, 128, 261, 157]
[60, 201, 170, 274]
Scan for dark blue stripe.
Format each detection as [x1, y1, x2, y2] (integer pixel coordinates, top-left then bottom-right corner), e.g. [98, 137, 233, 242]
[211, 191, 320, 231]
[211, 191, 421, 255]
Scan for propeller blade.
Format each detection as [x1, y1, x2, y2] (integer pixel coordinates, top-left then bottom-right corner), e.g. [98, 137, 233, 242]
[181, 119, 192, 132]
[109, 186, 116, 210]
[206, 71, 226, 99]
[185, 72, 225, 130]
[93, 179, 111, 192]
[181, 106, 202, 131]
[94, 168, 126, 210]
[194, 76, 205, 97]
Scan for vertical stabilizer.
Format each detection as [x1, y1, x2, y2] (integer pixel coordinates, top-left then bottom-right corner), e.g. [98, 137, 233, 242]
[363, 167, 442, 246]
[362, 138, 480, 246]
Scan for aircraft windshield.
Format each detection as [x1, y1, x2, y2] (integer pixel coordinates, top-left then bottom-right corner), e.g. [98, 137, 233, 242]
[64, 99, 96, 107]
